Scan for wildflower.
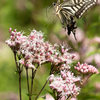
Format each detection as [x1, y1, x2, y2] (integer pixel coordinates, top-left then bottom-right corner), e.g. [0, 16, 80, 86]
[6, 30, 26, 51]
[74, 62, 99, 74]
[6, 28, 99, 100]
[49, 70, 81, 99]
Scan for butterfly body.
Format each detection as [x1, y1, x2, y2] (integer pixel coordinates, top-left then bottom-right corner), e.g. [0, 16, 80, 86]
[53, 0, 97, 40]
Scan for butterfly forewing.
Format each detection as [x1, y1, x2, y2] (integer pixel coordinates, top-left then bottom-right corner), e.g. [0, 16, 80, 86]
[75, 0, 97, 18]
[60, 0, 97, 18]
[53, 0, 97, 40]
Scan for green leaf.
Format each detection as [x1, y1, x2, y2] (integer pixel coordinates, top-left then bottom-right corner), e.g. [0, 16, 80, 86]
[42, 95, 46, 99]
[14, 71, 19, 74]
[37, 97, 45, 100]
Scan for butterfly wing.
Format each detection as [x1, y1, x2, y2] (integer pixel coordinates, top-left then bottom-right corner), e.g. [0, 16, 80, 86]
[60, 0, 97, 19]
[75, 0, 97, 19]
[54, 0, 97, 40]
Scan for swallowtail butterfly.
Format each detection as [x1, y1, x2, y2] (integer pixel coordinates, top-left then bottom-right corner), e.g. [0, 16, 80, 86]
[53, 0, 97, 40]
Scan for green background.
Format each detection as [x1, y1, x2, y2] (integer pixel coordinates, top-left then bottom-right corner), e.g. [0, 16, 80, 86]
[0, 0, 100, 100]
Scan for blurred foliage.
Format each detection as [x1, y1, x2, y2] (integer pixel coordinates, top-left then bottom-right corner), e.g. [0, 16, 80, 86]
[0, 0, 100, 100]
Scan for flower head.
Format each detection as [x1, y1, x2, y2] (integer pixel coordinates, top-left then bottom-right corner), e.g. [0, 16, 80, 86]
[6, 29, 26, 51]
[6, 29, 74, 70]
[74, 62, 99, 74]
[49, 70, 81, 99]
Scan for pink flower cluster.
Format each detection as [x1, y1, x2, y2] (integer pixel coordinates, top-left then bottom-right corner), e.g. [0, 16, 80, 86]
[6, 28, 99, 99]
[49, 70, 81, 99]
[6, 28, 74, 69]
[6, 28, 26, 51]
[74, 62, 99, 74]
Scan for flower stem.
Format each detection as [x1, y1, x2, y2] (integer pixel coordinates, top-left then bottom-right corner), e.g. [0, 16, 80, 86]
[33, 64, 39, 80]
[29, 69, 34, 100]
[14, 52, 22, 100]
[35, 79, 49, 100]
[14, 51, 18, 71]
[80, 74, 92, 88]
[26, 68, 30, 99]
[26, 68, 30, 93]
[35, 67, 52, 100]
[31, 69, 34, 94]
[19, 70, 22, 100]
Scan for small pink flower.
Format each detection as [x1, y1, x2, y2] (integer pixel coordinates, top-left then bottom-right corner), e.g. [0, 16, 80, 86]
[14, 29, 17, 32]
[75, 62, 99, 74]
[49, 70, 81, 98]
[97, 0, 100, 4]
[19, 59, 25, 65]
[9, 28, 12, 33]
[70, 98, 77, 100]
[45, 94, 54, 100]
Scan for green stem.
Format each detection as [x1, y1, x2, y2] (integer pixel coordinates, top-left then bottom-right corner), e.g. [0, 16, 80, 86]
[29, 69, 34, 100]
[33, 64, 39, 80]
[26, 68, 30, 99]
[35, 79, 49, 100]
[14, 51, 19, 71]
[14, 52, 22, 100]
[80, 74, 92, 88]
[19, 70, 22, 100]
[35, 66, 52, 100]
[31, 69, 34, 94]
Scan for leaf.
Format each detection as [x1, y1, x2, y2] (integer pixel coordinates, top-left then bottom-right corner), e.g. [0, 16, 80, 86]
[14, 71, 19, 74]
[37, 97, 45, 100]
[42, 96, 46, 99]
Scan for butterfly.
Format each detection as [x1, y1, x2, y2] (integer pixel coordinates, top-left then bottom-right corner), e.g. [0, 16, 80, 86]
[53, 0, 97, 40]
